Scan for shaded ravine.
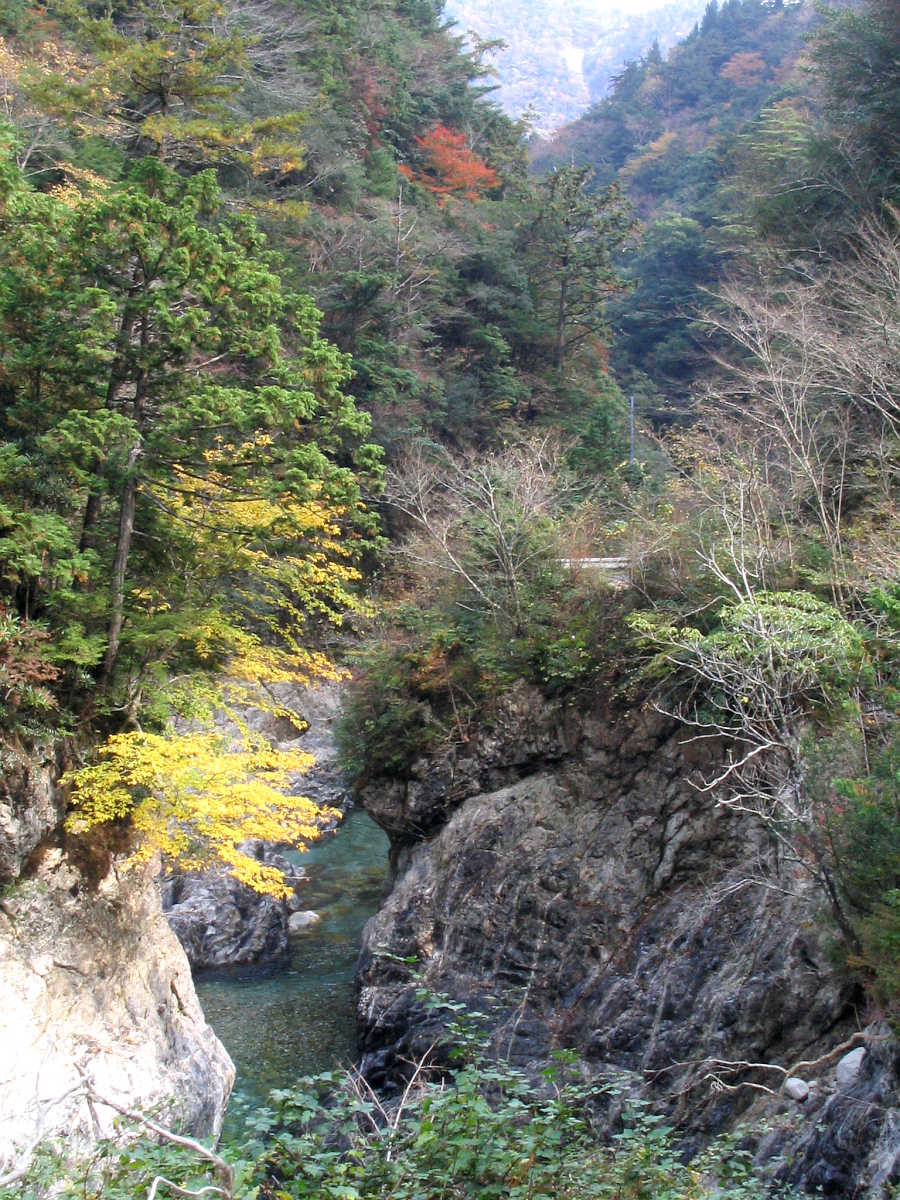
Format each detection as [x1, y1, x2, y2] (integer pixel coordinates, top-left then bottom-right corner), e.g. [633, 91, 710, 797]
[195, 808, 389, 1133]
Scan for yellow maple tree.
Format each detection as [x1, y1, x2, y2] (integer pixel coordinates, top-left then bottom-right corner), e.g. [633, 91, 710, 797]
[63, 450, 370, 893]
[65, 730, 337, 896]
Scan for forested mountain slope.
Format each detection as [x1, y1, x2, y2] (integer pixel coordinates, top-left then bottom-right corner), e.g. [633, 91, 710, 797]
[0, 0, 636, 756]
[443, 0, 709, 132]
[534, 0, 820, 408]
[335, 5, 900, 1192]
[0, 0, 898, 1193]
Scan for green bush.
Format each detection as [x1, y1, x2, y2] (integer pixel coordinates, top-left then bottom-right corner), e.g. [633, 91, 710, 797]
[248, 1037, 785, 1200]
[337, 578, 631, 784]
[3, 996, 796, 1200]
[335, 639, 449, 782]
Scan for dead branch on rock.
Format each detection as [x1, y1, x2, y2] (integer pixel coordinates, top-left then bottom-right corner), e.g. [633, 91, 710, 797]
[0, 1080, 84, 1188]
[73, 1067, 234, 1200]
[655, 1029, 874, 1100]
[345, 1041, 441, 1161]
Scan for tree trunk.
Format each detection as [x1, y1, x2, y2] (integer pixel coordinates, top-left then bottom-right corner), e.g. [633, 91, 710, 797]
[79, 490, 103, 554]
[98, 443, 140, 691]
[80, 304, 138, 553]
[555, 265, 569, 371]
[97, 303, 147, 692]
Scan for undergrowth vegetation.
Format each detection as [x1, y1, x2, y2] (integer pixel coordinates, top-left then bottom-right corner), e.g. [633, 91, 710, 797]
[336, 438, 635, 781]
[6, 1007, 794, 1200]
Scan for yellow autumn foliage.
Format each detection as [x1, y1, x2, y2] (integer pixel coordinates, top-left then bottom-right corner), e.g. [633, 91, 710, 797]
[166, 457, 366, 671]
[141, 455, 368, 718]
[59, 454, 369, 891]
[65, 729, 339, 896]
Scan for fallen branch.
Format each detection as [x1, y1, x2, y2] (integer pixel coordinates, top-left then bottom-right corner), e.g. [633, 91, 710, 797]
[696, 1032, 883, 1099]
[0, 1082, 84, 1188]
[653, 1029, 877, 1101]
[75, 1068, 234, 1200]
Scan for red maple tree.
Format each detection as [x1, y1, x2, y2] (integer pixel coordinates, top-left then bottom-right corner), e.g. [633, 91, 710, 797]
[401, 124, 499, 202]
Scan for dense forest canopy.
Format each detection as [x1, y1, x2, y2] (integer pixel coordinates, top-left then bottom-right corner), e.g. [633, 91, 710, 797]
[0, 0, 636, 879]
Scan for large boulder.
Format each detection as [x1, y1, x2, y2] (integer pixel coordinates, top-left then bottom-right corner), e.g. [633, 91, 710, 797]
[162, 845, 306, 969]
[0, 843, 234, 1166]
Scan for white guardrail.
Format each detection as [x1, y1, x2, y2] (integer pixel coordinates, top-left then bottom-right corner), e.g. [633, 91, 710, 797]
[557, 557, 631, 585]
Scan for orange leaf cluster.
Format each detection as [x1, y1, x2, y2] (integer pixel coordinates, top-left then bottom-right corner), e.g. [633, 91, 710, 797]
[720, 51, 767, 87]
[403, 124, 499, 203]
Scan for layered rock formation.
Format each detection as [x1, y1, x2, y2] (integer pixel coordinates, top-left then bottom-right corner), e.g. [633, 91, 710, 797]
[356, 684, 900, 1197]
[0, 742, 66, 880]
[0, 741, 234, 1169]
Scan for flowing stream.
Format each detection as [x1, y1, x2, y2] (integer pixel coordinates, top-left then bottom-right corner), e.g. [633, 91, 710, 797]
[194, 808, 389, 1134]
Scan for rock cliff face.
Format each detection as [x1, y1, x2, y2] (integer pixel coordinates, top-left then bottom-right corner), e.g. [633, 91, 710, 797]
[356, 684, 900, 1197]
[0, 743, 234, 1167]
[0, 741, 67, 880]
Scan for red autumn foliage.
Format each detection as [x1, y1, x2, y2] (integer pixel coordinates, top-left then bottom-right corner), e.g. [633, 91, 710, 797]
[0, 605, 59, 715]
[403, 124, 499, 202]
[349, 59, 394, 146]
[719, 50, 767, 87]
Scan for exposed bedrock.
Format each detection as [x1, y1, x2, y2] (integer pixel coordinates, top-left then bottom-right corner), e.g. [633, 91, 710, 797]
[0, 739, 67, 880]
[0, 745, 234, 1165]
[161, 846, 307, 970]
[356, 684, 899, 1197]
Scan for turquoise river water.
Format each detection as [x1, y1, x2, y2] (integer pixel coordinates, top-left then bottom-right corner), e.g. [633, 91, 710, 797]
[194, 808, 389, 1132]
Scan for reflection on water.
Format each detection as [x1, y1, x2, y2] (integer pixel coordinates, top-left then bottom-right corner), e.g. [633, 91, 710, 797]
[194, 808, 389, 1128]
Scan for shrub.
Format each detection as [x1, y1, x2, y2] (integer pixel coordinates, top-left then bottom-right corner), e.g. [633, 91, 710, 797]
[3, 997, 797, 1199]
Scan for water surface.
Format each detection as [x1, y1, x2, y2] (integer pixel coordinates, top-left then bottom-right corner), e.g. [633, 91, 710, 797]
[195, 808, 389, 1128]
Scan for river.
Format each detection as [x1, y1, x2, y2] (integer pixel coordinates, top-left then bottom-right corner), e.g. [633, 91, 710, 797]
[194, 807, 389, 1134]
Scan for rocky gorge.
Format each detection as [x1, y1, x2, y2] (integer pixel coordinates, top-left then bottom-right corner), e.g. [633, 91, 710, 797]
[0, 678, 364, 1179]
[355, 682, 900, 1197]
[2, 673, 898, 1198]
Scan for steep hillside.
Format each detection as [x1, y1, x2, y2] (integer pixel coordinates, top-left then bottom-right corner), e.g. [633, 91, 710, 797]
[533, 0, 818, 408]
[0, 0, 897, 1193]
[0, 0, 635, 749]
[0, 0, 635, 1174]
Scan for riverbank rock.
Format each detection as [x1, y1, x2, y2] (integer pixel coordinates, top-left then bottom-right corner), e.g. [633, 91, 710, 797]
[0, 738, 233, 1169]
[356, 687, 900, 1197]
[0, 841, 234, 1167]
[288, 909, 321, 933]
[363, 680, 571, 869]
[162, 845, 306, 969]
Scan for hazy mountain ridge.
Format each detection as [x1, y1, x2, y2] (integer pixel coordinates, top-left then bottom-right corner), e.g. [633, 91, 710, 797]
[532, 0, 818, 407]
[444, 0, 710, 132]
